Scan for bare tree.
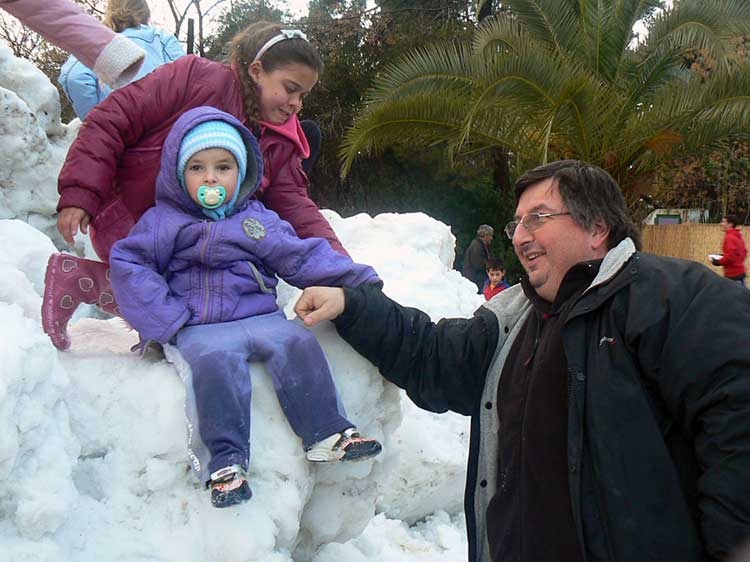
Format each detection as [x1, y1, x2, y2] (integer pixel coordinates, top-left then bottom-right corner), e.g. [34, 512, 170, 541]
[166, 0, 228, 55]
[0, 11, 44, 59]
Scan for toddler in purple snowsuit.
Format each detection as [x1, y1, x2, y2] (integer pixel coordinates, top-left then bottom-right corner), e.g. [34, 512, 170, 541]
[110, 106, 382, 508]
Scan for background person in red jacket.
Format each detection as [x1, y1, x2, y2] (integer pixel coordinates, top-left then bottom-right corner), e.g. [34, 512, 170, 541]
[42, 22, 345, 351]
[711, 214, 748, 286]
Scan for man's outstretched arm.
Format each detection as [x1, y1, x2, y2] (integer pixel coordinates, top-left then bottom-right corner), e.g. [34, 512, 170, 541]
[296, 285, 498, 416]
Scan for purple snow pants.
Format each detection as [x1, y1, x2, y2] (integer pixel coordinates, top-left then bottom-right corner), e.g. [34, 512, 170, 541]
[175, 311, 352, 486]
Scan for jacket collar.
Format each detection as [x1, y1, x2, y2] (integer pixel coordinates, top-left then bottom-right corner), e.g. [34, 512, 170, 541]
[259, 115, 311, 159]
[523, 259, 602, 315]
[586, 237, 637, 294]
[483, 238, 637, 323]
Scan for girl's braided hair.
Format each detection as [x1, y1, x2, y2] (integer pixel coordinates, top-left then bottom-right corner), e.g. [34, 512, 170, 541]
[231, 22, 324, 126]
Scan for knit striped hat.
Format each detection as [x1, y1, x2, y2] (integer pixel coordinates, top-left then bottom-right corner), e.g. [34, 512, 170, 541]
[177, 120, 248, 188]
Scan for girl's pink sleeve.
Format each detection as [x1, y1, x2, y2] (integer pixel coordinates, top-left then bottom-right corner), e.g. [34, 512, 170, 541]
[0, 0, 144, 88]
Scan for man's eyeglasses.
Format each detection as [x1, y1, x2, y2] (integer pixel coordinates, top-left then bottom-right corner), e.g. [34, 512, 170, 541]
[504, 212, 572, 239]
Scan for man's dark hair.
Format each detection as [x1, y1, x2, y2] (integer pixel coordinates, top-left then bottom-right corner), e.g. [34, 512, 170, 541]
[515, 160, 642, 250]
[485, 257, 505, 271]
[725, 214, 739, 228]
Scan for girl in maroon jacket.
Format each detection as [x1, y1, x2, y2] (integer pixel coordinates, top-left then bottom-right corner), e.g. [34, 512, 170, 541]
[43, 22, 346, 351]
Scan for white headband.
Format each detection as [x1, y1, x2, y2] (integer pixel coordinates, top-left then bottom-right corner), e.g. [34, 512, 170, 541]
[252, 29, 308, 63]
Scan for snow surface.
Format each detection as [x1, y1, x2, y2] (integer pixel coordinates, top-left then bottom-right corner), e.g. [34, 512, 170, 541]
[0, 43, 486, 562]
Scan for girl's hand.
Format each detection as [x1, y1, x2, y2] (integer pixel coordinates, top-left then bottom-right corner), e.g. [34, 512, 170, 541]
[57, 207, 91, 246]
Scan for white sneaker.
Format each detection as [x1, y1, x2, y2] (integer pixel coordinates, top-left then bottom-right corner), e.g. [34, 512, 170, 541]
[305, 428, 382, 462]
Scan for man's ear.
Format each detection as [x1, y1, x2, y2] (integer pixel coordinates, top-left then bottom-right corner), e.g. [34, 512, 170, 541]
[590, 220, 610, 252]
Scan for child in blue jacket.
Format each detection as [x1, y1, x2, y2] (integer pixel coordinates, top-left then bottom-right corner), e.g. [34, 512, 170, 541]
[59, 0, 184, 119]
[109, 106, 382, 508]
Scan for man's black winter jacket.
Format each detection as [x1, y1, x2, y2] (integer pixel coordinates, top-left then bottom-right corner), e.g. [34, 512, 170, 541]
[334, 238, 750, 562]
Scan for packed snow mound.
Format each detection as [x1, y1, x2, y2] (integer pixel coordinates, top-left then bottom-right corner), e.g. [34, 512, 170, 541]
[0, 42, 64, 137]
[0, 212, 480, 562]
[0, 44, 77, 247]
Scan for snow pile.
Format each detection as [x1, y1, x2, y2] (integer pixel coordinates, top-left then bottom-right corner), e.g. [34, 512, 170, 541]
[0, 42, 76, 246]
[0, 41, 484, 562]
[0, 213, 480, 562]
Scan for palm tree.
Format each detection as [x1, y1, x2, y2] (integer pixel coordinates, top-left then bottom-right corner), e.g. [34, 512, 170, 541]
[340, 0, 750, 203]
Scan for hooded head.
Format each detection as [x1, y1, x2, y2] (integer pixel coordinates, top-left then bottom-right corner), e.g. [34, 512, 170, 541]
[156, 107, 263, 219]
[177, 120, 248, 220]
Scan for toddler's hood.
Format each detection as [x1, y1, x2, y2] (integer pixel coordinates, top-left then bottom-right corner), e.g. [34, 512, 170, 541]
[156, 107, 263, 216]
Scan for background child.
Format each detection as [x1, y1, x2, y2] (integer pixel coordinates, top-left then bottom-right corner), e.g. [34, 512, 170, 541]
[110, 107, 382, 508]
[483, 257, 510, 301]
[43, 22, 341, 350]
[60, 0, 184, 120]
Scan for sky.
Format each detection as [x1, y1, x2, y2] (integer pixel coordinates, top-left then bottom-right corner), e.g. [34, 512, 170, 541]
[148, 0, 311, 30]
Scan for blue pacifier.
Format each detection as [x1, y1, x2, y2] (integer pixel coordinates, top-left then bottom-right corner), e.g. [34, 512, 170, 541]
[197, 185, 227, 209]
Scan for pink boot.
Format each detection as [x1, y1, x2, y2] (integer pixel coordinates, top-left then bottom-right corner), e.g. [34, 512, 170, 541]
[42, 254, 120, 350]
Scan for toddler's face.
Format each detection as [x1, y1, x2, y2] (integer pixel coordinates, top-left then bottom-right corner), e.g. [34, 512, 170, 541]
[248, 62, 319, 125]
[488, 268, 505, 286]
[184, 148, 239, 208]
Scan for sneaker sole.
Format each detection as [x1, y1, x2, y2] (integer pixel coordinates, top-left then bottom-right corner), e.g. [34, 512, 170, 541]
[211, 485, 253, 508]
[306, 448, 346, 462]
[341, 441, 382, 461]
[306, 441, 382, 463]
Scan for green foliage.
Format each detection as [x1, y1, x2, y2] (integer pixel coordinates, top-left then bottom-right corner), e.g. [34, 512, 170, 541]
[656, 142, 750, 222]
[335, 148, 521, 277]
[206, 0, 515, 266]
[341, 0, 750, 206]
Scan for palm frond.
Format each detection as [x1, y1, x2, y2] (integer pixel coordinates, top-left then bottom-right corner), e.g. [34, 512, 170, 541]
[615, 64, 750, 174]
[600, 0, 661, 81]
[503, 0, 580, 56]
[341, 0, 750, 195]
[364, 41, 480, 106]
[643, 0, 750, 74]
[607, 42, 684, 145]
[575, 0, 613, 78]
[461, 42, 607, 160]
[472, 13, 536, 55]
[340, 94, 472, 178]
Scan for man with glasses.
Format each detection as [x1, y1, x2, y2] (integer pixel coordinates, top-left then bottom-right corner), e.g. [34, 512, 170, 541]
[294, 160, 750, 562]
